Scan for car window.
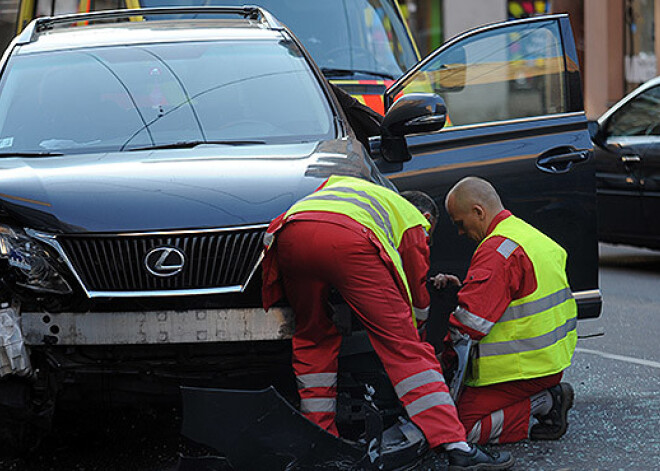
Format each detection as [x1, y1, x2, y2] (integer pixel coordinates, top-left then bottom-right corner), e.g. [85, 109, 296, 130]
[0, 39, 334, 154]
[387, 20, 567, 127]
[606, 85, 660, 138]
[138, 0, 418, 79]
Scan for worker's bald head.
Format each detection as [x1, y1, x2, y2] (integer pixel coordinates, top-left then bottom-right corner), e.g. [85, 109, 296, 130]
[445, 176, 503, 214]
[444, 177, 504, 242]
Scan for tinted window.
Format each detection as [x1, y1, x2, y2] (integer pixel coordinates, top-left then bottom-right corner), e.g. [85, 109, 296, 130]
[388, 20, 567, 127]
[139, 0, 418, 79]
[606, 85, 660, 137]
[0, 39, 333, 154]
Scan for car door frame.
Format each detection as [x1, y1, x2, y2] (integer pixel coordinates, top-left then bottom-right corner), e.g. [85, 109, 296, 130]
[384, 14, 584, 113]
[376, 14, 602, 320]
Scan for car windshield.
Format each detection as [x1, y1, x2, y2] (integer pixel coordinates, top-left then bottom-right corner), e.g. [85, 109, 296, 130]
[0, 39, 334, 155]
[139, 0, 418, 79]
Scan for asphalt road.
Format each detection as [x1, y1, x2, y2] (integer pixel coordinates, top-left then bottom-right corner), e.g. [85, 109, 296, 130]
[495, 243, 660, 470]
[2, 243, 659, 470]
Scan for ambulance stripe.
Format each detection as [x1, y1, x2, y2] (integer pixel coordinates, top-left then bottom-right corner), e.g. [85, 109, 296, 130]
[362, 94, 384, 115]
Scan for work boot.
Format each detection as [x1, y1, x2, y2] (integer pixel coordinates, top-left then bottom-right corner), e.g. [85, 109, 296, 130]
[530, 382, 574, 440]
[447, 445, 514, 470]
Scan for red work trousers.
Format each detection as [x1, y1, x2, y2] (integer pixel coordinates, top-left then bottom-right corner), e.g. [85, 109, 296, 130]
[457, 372, 562, 444]
[275, 220, 466, 448]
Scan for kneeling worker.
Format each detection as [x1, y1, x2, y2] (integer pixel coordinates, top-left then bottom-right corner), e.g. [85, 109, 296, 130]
[436, 176, 577, 444]
[262, 175, 513, 470]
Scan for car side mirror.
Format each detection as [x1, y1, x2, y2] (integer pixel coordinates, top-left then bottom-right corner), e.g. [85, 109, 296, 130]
[380, 93, 447, 163]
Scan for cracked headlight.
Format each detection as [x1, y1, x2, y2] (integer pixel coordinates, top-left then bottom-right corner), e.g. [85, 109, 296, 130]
[0, 225, 71, 294]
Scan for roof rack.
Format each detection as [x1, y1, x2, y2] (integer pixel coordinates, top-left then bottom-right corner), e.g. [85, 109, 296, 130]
[18, 5, 282, 44]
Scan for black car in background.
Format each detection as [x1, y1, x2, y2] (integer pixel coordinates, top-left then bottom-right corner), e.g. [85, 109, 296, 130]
[0, 8, 600, 449]
[590, 76, 660, 249]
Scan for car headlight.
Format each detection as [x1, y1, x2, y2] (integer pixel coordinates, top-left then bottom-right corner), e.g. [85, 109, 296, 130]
[0, 225, 71, 294]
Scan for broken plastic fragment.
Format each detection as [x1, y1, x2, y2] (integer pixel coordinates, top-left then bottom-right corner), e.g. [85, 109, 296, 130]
[0, 304, 32, 377]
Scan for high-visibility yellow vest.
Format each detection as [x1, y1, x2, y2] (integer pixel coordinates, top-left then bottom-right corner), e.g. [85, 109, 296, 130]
[285, 175, 430, 325]
[466, 215, 577, 387]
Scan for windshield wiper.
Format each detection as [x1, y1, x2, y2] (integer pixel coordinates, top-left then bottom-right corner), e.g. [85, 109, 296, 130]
[128, 140, 266, 151]
[0, 151, 65, 158]
[321, 68, 396, 80]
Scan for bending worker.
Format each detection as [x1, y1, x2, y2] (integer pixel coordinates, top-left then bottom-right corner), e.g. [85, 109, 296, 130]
[262, 175, 513, 470]
[434, 176, 577, 445]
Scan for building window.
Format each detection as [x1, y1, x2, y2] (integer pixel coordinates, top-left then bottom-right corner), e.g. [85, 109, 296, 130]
[625, 0, 656, 92]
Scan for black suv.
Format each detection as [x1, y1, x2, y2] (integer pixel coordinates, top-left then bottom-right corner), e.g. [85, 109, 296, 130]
[0, 7, 600, 448]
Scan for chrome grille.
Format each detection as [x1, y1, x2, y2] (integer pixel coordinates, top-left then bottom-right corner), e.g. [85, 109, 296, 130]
[57, 227, 266, 295]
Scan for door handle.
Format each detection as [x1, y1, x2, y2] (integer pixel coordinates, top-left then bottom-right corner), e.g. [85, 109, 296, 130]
[621, 154, 641, 163]
[536, 150, 590, 174]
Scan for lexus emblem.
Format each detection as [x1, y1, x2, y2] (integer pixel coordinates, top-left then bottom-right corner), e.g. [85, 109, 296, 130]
[144, 247, 185, 277]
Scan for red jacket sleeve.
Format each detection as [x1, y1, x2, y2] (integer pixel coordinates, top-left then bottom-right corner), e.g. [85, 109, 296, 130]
[399, 225, 431, 323]
[448, 236, 536, 340]
[261, 212, 287, 311]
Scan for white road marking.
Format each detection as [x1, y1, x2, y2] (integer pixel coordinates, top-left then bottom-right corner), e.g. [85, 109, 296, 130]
[575, 347, 660, 369]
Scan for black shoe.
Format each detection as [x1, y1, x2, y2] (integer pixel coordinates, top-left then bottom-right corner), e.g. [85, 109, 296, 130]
[447, 445, 514, 470]
[530, 382, 574, 440]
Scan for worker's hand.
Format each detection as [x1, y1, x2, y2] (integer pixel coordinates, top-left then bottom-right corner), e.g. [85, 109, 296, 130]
[430, 273, 461, 289]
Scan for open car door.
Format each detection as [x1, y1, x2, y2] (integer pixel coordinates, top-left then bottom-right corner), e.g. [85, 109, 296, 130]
[375, 14, 601, 320]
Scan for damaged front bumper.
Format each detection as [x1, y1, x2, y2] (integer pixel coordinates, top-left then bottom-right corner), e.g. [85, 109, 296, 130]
[21, 306, 294, 346]
[179, 386, 429, 471]
[0, 302, 32, 377]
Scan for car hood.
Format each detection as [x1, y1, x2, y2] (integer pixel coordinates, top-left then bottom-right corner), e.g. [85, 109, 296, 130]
[0, 140, 378, 233]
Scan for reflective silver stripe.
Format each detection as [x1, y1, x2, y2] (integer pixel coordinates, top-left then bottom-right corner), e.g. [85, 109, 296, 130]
[325, 186, 394, 239]
[296, 373, 337, 390]
[413, 306, 429, 322]
[490, 410, 504, 443]
[467, 420, 482, 442]
[454, 306, 494, 336]
[405, 391, 454, 417]
[496, 239, 519, 259]
[300, 193, 396, 251]
[300, 398, 336, 414]
[394, 369, 445, 398]
[479, 317, 577, 357]
[500, 287, 574, 323]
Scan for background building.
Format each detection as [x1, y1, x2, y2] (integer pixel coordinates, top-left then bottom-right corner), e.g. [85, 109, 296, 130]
[403, 0, 660, 118]
[0, 0, 18, 50]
